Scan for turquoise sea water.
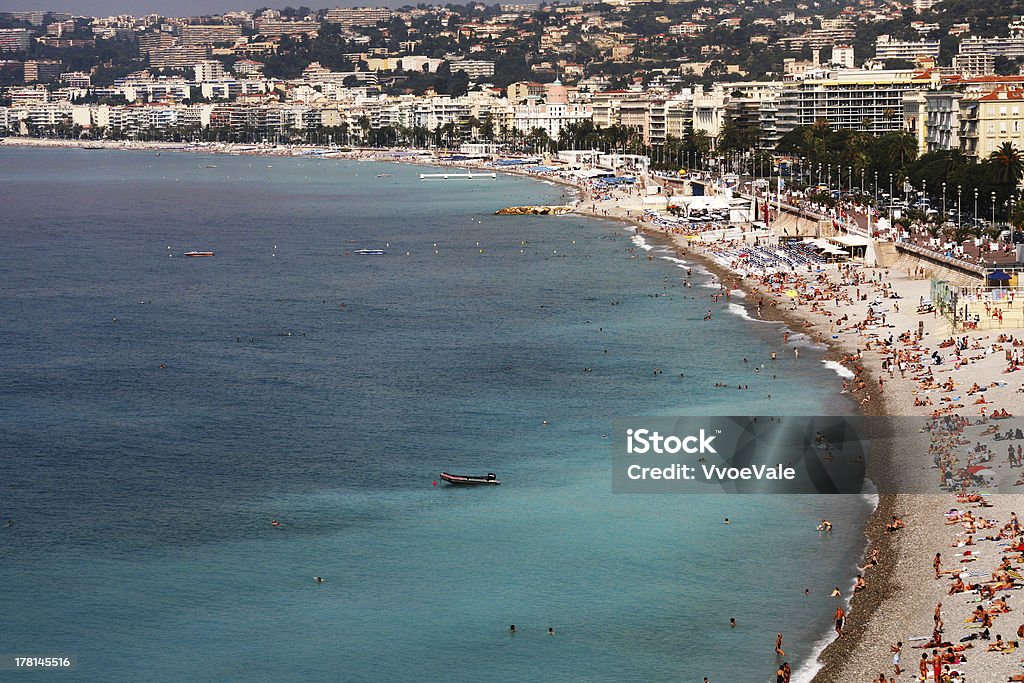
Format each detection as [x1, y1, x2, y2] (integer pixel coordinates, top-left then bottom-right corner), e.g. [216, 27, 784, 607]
[0, 147, 870, 682]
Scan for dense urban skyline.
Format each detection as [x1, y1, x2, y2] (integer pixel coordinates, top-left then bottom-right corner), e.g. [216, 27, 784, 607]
[4, 1, 400, 16]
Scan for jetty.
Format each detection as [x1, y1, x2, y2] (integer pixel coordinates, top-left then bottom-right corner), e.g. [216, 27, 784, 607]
[496, 205, 573, 216]
[419, 172, 497, 180]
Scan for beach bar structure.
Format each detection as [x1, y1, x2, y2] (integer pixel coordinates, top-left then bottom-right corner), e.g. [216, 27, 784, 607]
[826, 233, 871, 259]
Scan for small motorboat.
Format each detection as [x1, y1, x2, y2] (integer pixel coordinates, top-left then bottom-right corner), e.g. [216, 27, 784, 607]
[184, 251, 215, 257]
[440, 472, 500, 486]
[353, 249, 385, 255]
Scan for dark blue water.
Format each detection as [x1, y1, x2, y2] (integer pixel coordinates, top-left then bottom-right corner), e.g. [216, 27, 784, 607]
[0, 147, 869, 682]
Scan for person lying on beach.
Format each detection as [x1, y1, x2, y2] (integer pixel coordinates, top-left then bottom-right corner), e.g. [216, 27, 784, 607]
[948, 577, 977, 595]
[913, 631, 951, 649]
[990, 596, 1011, 614]
[950, 535, 974, 547]
[885, 516, 907, 533]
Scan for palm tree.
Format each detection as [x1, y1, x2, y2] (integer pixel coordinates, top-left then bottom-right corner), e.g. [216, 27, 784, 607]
[989, 142, 1023, 190]
[1012, 198, 1024, 233]
[886, 132, 918, 168]
[463, 115, 481, 141]
[356, 115, 371, 144]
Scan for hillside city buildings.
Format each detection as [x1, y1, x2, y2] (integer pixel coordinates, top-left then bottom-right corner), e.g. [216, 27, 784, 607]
[1, 4, 1023, 161]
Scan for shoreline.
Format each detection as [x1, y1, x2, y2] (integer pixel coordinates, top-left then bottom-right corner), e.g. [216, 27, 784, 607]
[628, 225, 893, 683]
[5, 136, 1001, 681]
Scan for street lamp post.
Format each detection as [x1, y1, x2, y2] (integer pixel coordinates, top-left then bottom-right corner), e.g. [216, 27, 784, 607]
[1012, 193, 1018, 247]
[889, 174, 894, 226]
[942, 182, 946, 222]
[992, 191, 997, 233]
[974, 189, 979, 232]
[957, 185, 962, 234]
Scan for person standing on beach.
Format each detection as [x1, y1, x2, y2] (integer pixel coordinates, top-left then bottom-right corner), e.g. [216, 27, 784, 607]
[890, 641, 902, 675]
[934, 603, 943, 632]
[834, 606, 845, 637]
[934, 552, 942, 579]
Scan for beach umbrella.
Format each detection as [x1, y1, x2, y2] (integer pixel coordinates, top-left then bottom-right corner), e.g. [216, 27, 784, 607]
[989, 270, 1012, 291]
[966, 465, 991, 474]
[785, 289, 799, 298]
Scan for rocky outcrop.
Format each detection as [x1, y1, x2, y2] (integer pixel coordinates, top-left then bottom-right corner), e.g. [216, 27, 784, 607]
[495, 205, 574, 216]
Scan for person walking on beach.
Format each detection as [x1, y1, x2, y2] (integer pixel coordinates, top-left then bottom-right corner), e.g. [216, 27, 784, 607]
[890, 641, 902, 675]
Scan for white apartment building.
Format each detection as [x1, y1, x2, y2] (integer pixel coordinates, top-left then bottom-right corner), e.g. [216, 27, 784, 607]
[776, 69, 936, 137]
[669, 22, 706, 36]
[324, 8, 393, 27]
[692, 85, 728, 142]
[832, 45, 855, 69]
[449, 60, 495, 80]
[0, 28, 32, 52]
[874, 35, 940, 62]
[512, 101, 591, 140]
[953, 53, 996, 77]
[959, 36, 1024, 59]
[923, 91, 962, 153]
[194, 60, 227, 82]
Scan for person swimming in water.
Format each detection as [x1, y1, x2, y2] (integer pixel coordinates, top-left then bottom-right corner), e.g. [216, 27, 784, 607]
[547, 627, 555, 636]
[314, 576, 324, 584]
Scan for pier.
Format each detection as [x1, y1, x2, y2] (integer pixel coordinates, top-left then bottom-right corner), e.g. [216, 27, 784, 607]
[419, 172, 497, 180]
